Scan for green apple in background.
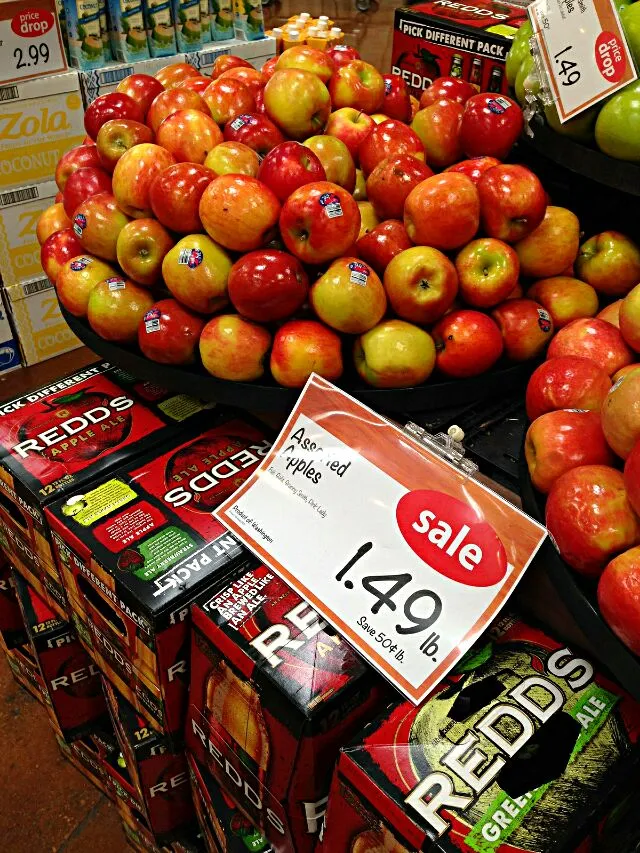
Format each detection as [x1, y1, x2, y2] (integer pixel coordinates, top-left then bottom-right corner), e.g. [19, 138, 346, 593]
[506, 21, 533, 87]
[620, 2, 640, 66]
[595, 80, 640, 161]
[514, 53, 538, 105]
[544, 102, 598, 143]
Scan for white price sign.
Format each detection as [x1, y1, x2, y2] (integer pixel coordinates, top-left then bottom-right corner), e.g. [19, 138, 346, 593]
[215, 376, 547, 704]
[0, 0, 67, 85]
[529, 0, 636, 121]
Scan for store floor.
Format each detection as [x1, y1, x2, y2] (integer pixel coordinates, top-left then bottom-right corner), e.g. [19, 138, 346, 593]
[0, 3, 395, 848]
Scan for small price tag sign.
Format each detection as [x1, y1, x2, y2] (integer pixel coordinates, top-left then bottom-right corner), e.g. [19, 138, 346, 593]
[529, 0, 636, 122]
[215, 376, 547, 704]
[0, 0, 67, 86]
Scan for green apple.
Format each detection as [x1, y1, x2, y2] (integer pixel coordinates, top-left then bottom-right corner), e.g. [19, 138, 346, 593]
[506, 21, 533, 87]
[621, 1, 640, 65]
[595, 81, 640, 161]
[544, 102, 598, 143]
[514, 53, 538, 105]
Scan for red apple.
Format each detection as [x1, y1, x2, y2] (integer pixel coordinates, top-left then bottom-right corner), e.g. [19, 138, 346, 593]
[598, 299, 623, 327]
[354, 319, 436, 388]
[228, 249, 309, 322]
[200, 315, 271, 381]
[381, 75, 411, 122]
[223, 113, 285, 156]
[455, 237, 519, 308]
[257, 141, 326, 203]
[211, 55, 252, 79]
[202, 78, 255, 126]
[445, 156, 501, 184]
[620, 283, 640, 351]
[546, 465, 640, 576]
[116, 218, 174, 286]
[324, 108, 374, 162]
[432, 310, 503, 378]
[310, 257, 386, 334]
[355, 219, 413, 276]
[264, 69, 331, 140]
[40, 228, 83, 283]
[56, 254, 118, 316]
[62, 166, 112, 218]
[411, 100, 464, 169]
[625, 440, 640, 517]
[96, 119, 153, 172]
[84, 92, 145, 140]
[404, 173, 479, 251]
[138, 298, 205, 365]
[55, 144, 103, 191]
[156, 109, 223, 164]
[177, 76, 210, 95]
[419, 76, 476, 108]
[279, 181, 360, 265]
[365, 154, 433, 221]
[383, 246, 458, 325]
[477, 164, 546, 243]
[526, 276, 599, 329]
[112, 143, 176, 219]
[270, 320, 343, 387]
[303, 135, 356, 192]
[155, 63, 200, 89]
[199, 174, 281, 252]
[87, 277, 155, 344]
[329, 61, 385, 114]
[576, 231, 640, 298]
[491, 299, 554, 361]
[149, 162, 214, 234]
[601, 370, 640, 459]
[147, 88, 210, 134]
[547, 317, 634, 376]
[36, 203, 71, 244]
[459, 93, 524, 160]
[277, 45, 334, 84]
[254, 89, 266, 115]
[162, 233, 232, 314]
[72, 192, 130, 262]
[598, 546, 640, 655]
[326, 45, 360, 69]
[218, 67, 264, 100]
[261, 56, 278, 83]
[204, 141, 259, 177]
[525, 410, 615, 494]
[525, 357, 612, 420]
[116, 73, 164, 115]
[516, 206, 581, 279]
[359, 119, 424, 177]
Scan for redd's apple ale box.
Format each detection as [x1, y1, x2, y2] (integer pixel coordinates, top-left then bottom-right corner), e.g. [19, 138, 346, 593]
[391, 0, 528, 96]
[322, 614, 640, 853]
[45, 414, 271, 738]
[0, 554, 27, 650]
[186, 563, 387, 853]
[0, 360, 212, 581]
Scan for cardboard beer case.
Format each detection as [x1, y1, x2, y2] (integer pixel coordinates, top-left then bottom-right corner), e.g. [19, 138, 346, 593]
[1, 521, 69, 618]
[117, 798, 205, 853]
[0, 552, 27, 649]
[186, 563, 388, 853]
[321, 614, 640, 853]
[45, 413, 272, 737]
[2, 637, 48, 703]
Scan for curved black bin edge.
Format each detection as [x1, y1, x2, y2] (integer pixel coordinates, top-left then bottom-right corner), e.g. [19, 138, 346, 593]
[61, 305, 534, 414]
[519, 449, 640, 701]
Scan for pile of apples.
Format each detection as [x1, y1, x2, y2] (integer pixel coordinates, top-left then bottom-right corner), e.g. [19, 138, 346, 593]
[40, 44, 575, 389]
[524, 239, 640, 656]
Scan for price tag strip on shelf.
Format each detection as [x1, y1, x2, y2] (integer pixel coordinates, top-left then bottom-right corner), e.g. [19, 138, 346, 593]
[529, 0, 636, 122]
[0, 0, 67, 85]
[215, 375, 547, 704]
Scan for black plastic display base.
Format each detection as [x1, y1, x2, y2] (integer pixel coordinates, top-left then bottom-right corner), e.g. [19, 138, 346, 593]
[519, 452, 640, 702]
[61, 305, 534, 414]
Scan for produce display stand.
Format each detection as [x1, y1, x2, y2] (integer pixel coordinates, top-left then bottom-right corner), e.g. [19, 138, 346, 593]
[60, 304, 535, 413]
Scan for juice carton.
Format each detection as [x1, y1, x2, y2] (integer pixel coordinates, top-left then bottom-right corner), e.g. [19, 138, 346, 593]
[63, 0, 111, 68]
[0, 180, 58, 287]
[171, 0, 202, 52]
[108, 0, 150, 61]
[232, 0, 264, 41]
[210, 0, 233, 41]
[143, 0, 177, 56]
[199, 0, 211, 42]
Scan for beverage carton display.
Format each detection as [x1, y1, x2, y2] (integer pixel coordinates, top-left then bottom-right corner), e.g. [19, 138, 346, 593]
[103, 677, 195, 839]
[172, 0, 202, 52]
[391, 0, 528, 97]
[0, 71, 85, 191]
[199, 0, 211, 42]
[63, 0, 112, 68]
[5, 276, 81, 366]
[209, 0, 233, 41]
[232, 0, 264, 41]
[143, 0, 177, 55]
[13, 571, 109, 739]
[322, 615, 640, 853]
[108, 0, 150, 61]
[0, 359, 211, 573]
[0, 554, 28, 650]
[45, 414, 271, 736]
[0, 179, 58, 287]
[186, 564, 387, 853]
[3, 639, 48, 703]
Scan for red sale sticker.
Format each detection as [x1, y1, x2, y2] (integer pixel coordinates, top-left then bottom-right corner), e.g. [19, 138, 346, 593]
[11, 8, 54, 37]
[595, 31, 627, 83]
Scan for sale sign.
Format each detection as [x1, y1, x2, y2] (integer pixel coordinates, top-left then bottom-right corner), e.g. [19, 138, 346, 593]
[215, 376, 547, 704]
[0, 0, 67, 85]
[529, 0, 636, 121]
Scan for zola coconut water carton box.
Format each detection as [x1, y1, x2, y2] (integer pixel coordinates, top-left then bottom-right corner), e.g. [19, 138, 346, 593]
[143, 0, 176, 55]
